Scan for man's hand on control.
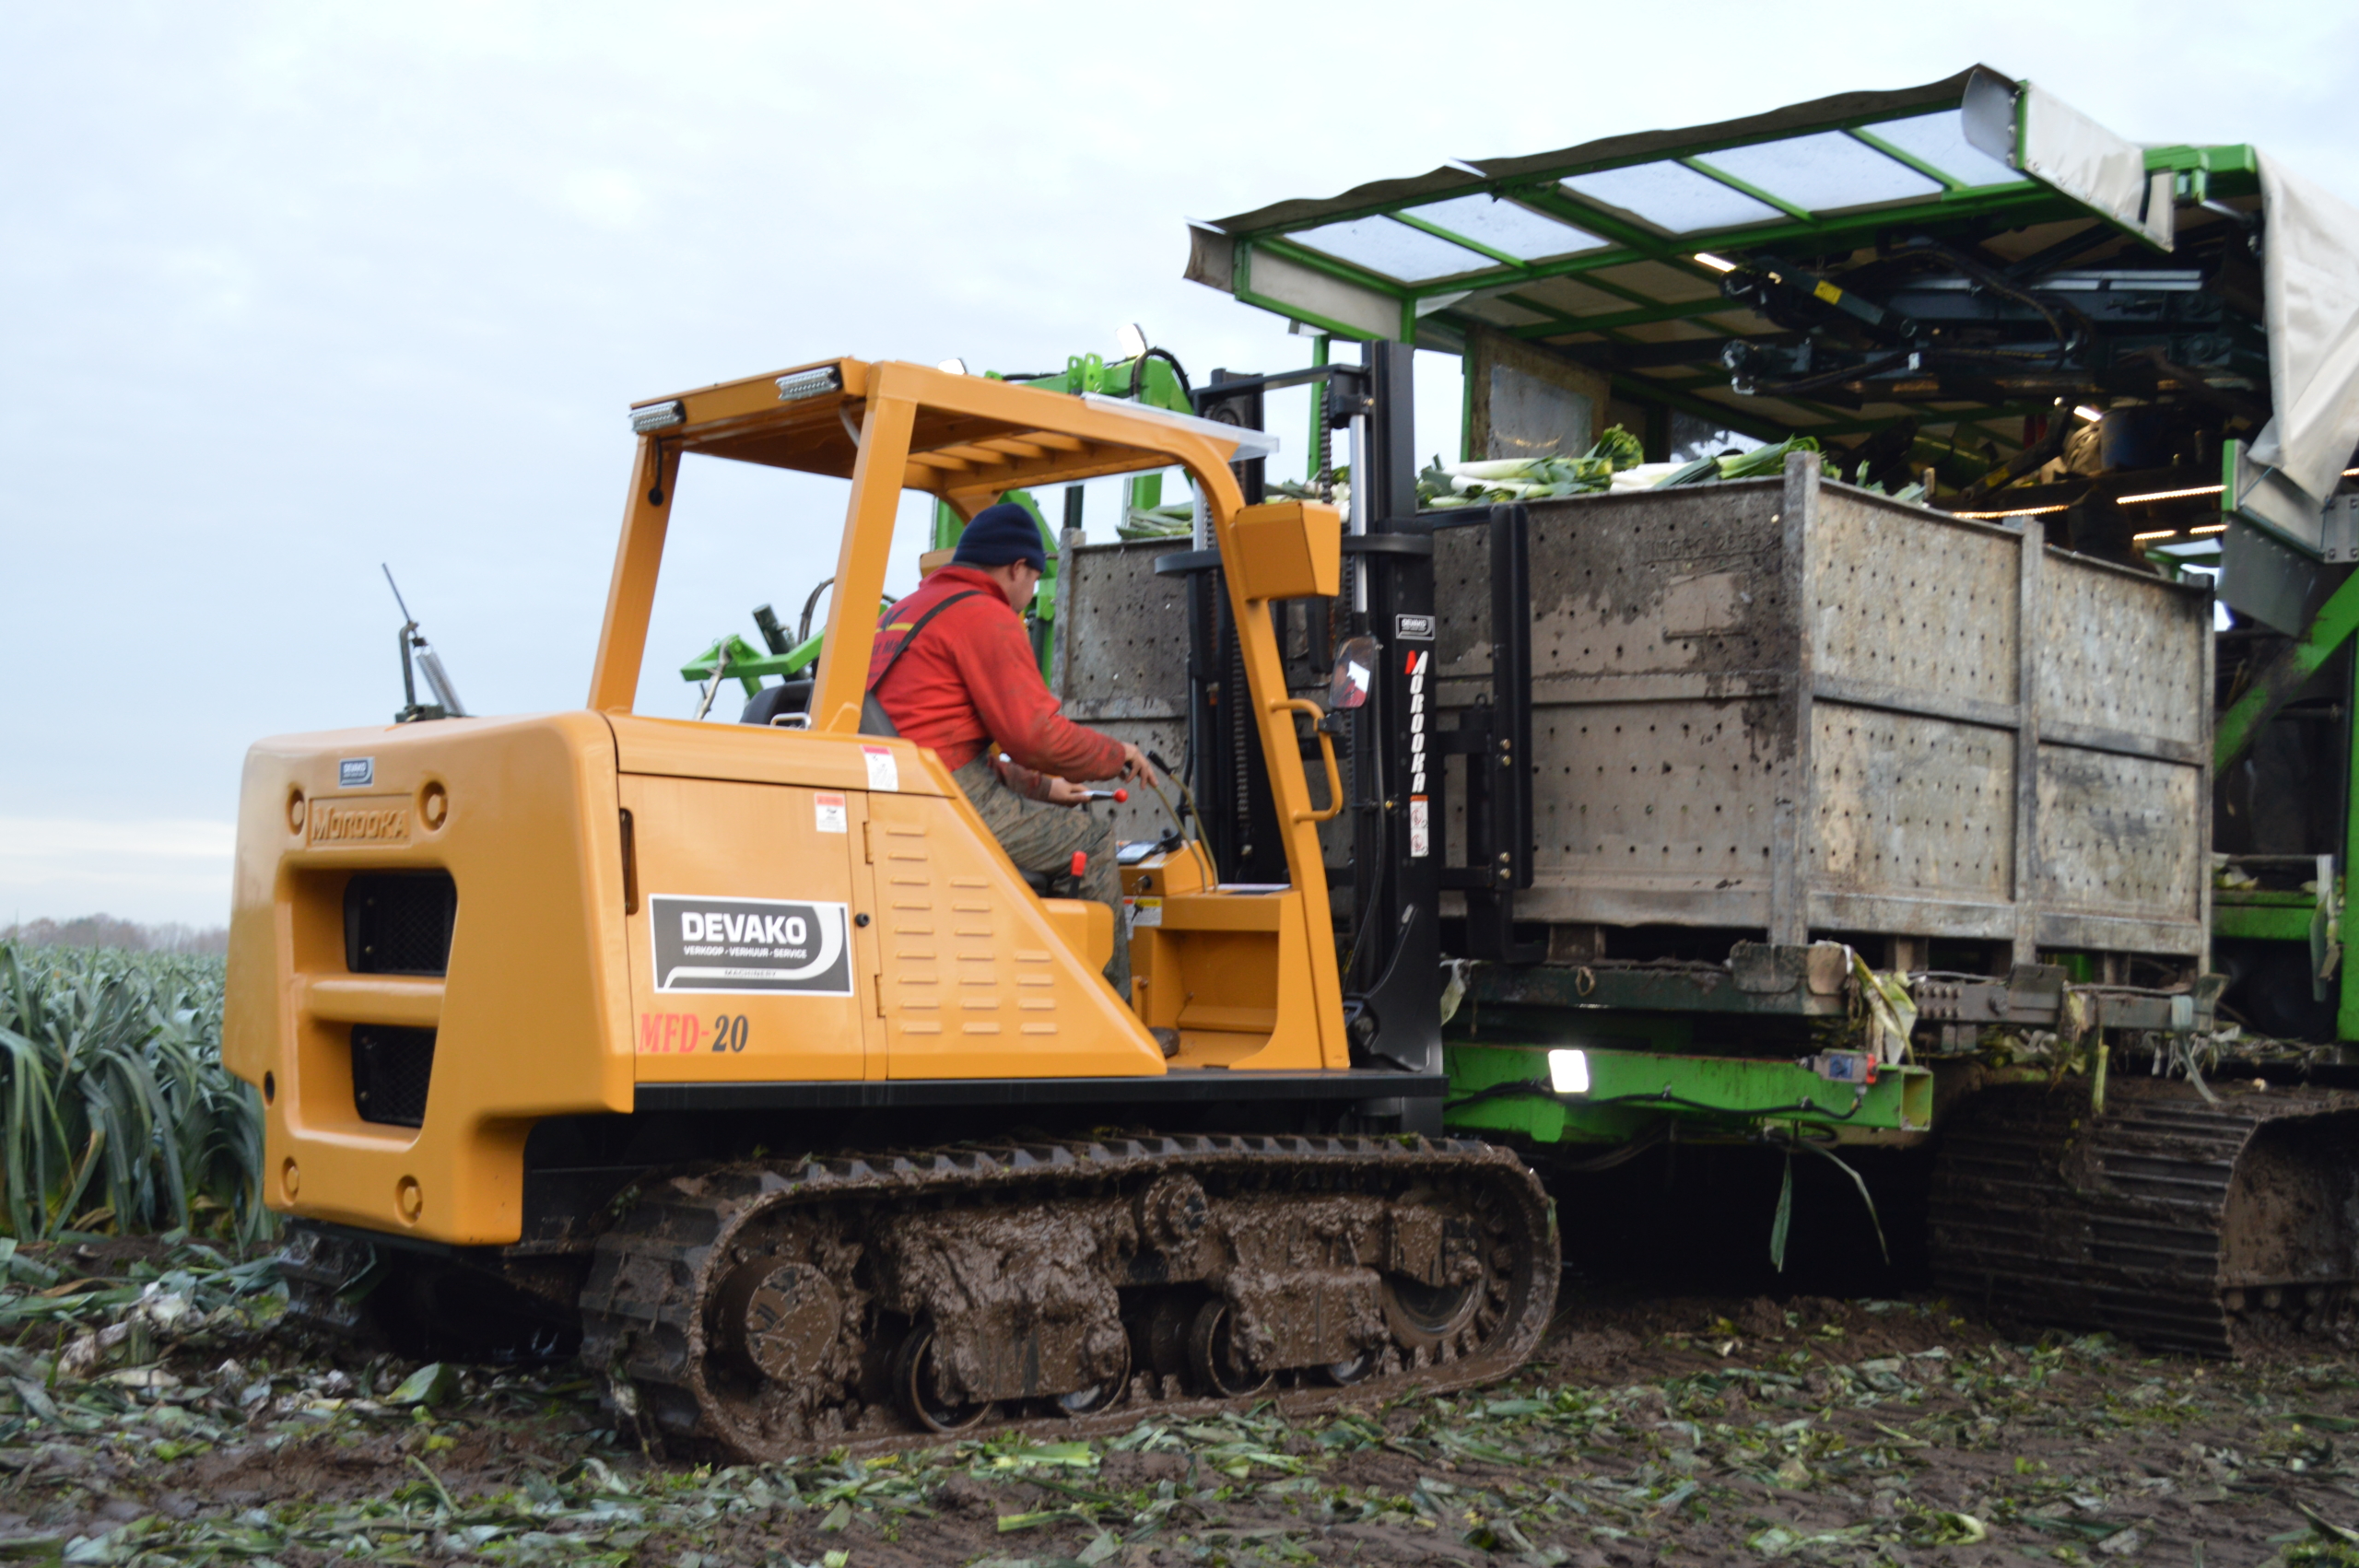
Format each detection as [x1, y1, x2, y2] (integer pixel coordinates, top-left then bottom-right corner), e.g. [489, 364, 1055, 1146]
[1117, 743, 1159, 789]
[1042, 777, 1092, 806]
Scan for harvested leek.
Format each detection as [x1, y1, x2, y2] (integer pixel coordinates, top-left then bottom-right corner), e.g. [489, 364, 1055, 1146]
[1657, 435, 1824, 487]
[1589, 425, 1644, 471]
[1414, 426, 1646, 509]
[1264, 474, 1351, 517]
[1715, 434, 1821, 481]
[1117, 501, 1194, 541]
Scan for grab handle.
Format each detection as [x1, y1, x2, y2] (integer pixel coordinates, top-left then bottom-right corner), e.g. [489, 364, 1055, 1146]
[1268, 697, 1344, 824]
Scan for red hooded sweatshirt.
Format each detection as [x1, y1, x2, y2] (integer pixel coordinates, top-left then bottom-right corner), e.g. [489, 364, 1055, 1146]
[865, 565, 1126, 780]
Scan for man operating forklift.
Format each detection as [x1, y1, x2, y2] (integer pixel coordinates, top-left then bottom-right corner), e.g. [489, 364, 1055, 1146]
[864, 502, 1156, 1000]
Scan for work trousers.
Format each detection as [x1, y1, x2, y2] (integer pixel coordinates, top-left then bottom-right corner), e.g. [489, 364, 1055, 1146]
[949, 755, 1128, 999]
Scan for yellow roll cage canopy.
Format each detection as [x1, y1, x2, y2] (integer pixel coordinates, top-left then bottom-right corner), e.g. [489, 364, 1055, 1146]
[581, 353, 1329, 859]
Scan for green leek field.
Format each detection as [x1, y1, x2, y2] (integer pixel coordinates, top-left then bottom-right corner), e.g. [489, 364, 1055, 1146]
[0, 940, 2352, 1563]
[0, 942, 265, 1246]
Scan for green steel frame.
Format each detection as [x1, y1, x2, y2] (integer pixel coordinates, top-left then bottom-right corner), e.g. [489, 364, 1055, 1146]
[1446, 1044, 1933, 1147]
[2211, 581, 2359, 1040]
[1183, 76, 2303, 1158]
[1199, 71, 2259, 469]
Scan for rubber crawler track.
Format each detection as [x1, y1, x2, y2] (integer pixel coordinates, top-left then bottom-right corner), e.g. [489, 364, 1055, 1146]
[277, 1223, 378, 1343]
[578, 1132, 1558, 1461]
[1931, 1079, 2359, 1356]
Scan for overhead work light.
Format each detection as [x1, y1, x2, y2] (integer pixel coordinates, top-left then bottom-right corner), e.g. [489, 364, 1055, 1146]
[774, 366, 844, 403]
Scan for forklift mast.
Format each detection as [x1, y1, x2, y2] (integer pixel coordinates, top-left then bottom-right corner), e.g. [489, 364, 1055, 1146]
[1170, 343, 1547, 1084]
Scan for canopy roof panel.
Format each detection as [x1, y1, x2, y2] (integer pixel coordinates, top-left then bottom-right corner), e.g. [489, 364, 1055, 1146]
[1560, 160, 1787, 234]
[1186, 67, 2269, 466]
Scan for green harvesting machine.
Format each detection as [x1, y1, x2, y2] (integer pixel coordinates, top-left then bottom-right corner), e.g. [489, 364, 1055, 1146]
[671, 66, 2359, 1353]
[1043, 64, 2359, 1351]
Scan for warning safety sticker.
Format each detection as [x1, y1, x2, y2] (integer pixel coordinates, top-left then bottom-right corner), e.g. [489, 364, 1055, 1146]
[649, 895, 854, 995]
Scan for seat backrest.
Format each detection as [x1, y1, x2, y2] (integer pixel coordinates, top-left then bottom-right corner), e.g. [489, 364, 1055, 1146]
[739, 679, 813, 725]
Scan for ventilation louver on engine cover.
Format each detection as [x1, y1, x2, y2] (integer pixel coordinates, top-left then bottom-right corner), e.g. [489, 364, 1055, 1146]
[345, 872, 457, 975]
[352, 1025, 436, 1127]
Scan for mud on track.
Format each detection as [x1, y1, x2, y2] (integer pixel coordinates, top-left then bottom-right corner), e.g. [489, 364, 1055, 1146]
[8, 1240, 2359, 1566]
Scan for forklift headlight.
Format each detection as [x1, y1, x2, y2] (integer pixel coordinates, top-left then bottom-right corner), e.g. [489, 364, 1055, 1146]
[776, 367, 845, 403]
[629, 401, 685, 434]
[1547, 1048, 1590, 1095]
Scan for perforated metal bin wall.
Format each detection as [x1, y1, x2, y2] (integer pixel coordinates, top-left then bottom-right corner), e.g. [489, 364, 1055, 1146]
[1429, 455, 2212, 960]
[1050, 535, 1347, 869]
[1049, 536, 1191, 848]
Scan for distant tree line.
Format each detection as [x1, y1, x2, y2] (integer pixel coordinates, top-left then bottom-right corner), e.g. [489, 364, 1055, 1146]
[0, 914, 229, 955]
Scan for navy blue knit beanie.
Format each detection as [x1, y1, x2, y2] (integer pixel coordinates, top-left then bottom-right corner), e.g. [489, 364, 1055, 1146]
[951, 503, 1048, 571]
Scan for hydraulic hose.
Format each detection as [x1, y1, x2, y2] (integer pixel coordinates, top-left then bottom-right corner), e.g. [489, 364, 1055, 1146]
[1129, 345, 1193, 409]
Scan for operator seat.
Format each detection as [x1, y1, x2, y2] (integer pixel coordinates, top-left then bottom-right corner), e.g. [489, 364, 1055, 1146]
[740, 680, 813, 726]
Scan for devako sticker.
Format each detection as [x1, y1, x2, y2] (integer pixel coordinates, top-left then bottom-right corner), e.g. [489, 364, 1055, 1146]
[649, 895, 854, 995]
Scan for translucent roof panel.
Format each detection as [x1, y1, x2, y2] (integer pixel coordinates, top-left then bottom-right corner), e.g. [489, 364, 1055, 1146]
[1863, 110, 2023, 190]
[1588, 260, 1724, 304]
[1516, 275, 1640, 317]
[1456, 295, 1555, 329]
[1402, 193, 1605, 262]
[1698, 131, 1942, 214]
[1284, 215, 1496, 282]
[1559, 161, 1783, 233]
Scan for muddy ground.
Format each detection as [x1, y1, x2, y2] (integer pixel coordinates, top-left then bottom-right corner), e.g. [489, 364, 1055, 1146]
[5, 1239, 2359, 1566]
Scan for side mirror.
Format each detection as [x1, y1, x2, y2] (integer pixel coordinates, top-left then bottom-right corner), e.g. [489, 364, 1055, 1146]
[1328, 636, 1379, 711]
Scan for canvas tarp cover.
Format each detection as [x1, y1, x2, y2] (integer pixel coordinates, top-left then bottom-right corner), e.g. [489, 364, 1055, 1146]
[2251, 153, 2359, 504]
[1204, 68, 1995, 237]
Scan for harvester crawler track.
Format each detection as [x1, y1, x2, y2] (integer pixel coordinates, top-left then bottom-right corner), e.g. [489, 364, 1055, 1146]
[1931, 1079, 2359, 1355]
[579, 1132, 1557, 1461]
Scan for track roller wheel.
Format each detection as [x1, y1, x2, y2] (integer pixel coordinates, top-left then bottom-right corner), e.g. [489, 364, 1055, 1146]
[1054, 1333, 1131, 1417]
[1381, 1272, 1481, 1353]
[1186, 1300, 1271, 1398]
[711, 1259, 843, 1386]
[890, 1320, 997, 1433]
[1320, 1349, 1378, 1386]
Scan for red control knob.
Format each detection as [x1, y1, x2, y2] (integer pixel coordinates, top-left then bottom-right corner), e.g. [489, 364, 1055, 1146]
[1070, 849, 1088, 878]
[1112, 788, 1129, 802]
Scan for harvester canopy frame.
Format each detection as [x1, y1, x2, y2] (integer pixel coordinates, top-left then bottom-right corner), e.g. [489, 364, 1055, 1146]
[1186, 66, 2359, 512]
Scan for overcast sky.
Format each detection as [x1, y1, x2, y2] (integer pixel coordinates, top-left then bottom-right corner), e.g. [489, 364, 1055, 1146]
[4, 2, 2355, 926]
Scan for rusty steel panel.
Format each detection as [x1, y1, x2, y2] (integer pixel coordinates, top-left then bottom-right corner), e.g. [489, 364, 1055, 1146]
[1492, 700, 1778, 927]
[1809, 494, 2019, 707]
[1436, 482, 1796, 930]
[2033, 743, 2204, 920]
[1437, 482, 1788, 688]
[1811, 703, 2014, 899]
[1056, 540, 1190, 720]
[2037, 559, 2209, 747]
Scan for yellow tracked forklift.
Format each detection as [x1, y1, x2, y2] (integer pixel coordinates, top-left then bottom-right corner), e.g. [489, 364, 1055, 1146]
[224, 359, 1557, 1455]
